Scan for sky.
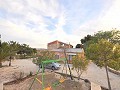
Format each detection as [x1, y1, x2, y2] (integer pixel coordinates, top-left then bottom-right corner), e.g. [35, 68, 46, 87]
[0, 0, 120, 48]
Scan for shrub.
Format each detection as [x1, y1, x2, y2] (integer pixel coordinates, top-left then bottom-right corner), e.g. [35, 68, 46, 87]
[12, 71, 24, 80]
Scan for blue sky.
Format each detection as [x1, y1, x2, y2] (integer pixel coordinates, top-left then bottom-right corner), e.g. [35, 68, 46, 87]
[0, 0, 120, 48]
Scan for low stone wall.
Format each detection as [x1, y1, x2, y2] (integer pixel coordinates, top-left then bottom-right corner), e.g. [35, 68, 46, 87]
[0, 82, 3, 90]
[108, 67, 120, 75]
[91, 82, 101, 90]
[90, 82, 109, 90]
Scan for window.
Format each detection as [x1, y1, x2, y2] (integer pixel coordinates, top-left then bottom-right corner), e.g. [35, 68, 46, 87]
[68, 55, 72, 60]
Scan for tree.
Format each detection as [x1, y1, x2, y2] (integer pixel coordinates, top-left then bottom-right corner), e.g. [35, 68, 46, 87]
[17, 44, 34, 58]
[72, 53, 89, 80]
[36, 50, 55, 65]
[0, 42, 10, 67]
[8, 41, 19, 66]
[0, 40, 35, 67]
[81, 30, 120, 52]
[84, 30, 120, 70]
[86, 39, 120, 90]
[108, 44, 120, 70]
[80, 35, 92, 50]
[94, 30, 120, 44]
[81, 39, 85, 44]
[81, 35, 92, 44]
[75, 44, 83, 48]
[33, 48, 37, 54]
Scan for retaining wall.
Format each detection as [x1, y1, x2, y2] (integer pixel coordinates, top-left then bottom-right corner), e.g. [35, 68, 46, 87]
[108, 67, 120, 75]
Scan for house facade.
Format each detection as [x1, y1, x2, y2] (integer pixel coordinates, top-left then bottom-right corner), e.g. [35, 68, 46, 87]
[37, 40, 84, 63]
[50, 48, 84, 63]
[47, 40, 84, 63]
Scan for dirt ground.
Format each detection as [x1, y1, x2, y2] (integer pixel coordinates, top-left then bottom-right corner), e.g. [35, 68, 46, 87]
[0, 59, 39, 83]
[3, 73, 90, 90]
[1, 59, 120, 90]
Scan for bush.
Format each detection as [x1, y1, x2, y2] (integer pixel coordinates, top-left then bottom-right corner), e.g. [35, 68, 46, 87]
[12, 72, 24, 80]
[29, 71, 33, 76]
[108, 60, 120, 71]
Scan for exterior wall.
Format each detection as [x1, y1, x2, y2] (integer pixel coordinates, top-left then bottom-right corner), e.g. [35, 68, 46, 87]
[37, 40, 85, 64]
[36, 48, 85, 64]
[54, 51, 65, 59]
[53, 50, 85, 63]
[67, 52, 84, 63]
[47, 43, 58, 50]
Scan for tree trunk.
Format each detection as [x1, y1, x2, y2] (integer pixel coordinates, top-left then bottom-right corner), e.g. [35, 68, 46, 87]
[63, 49, 73, 80]
[9, 59, 11, 66]
[77, 72, 82, 80]
[9, 56, 12, 66]
[0, 62, 2, 68]
[105, 63, 111, 90]
[78, 74, 80, 80]
[23, 54, 26, 59]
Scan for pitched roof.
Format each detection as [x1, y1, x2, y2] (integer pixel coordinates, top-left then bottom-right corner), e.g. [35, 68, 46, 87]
[47, 40, 73, 47]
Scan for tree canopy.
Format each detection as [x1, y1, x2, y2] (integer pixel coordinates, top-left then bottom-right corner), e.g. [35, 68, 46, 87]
[0, 41, 36, 67]
[86, 39, 120, 67]
[36, 50, 55, 64]
[75, 44, 83, 48]
[86, 39, 120, 90]
[80, 30, 120, 51]
[72, 53, 89, 79]
[0, 42, 10, 66]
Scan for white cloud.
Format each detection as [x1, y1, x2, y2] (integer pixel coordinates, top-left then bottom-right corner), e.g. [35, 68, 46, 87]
[56, 13, 66, 28]
[0, 17, 80, 48]
[0, 0, 71, 48]
[100, 0, 120, 29]
[1, 0, 119, 48]
[73, 0, 120, 37]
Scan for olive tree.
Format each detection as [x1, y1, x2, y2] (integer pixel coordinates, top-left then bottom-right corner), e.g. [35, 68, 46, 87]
[86, 39, 120, 90]
[72, 53, 89, 80]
